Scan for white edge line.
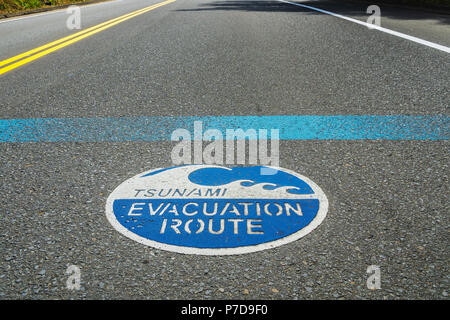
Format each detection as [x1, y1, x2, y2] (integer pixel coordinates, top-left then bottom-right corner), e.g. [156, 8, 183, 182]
[278, 0, 450, 54]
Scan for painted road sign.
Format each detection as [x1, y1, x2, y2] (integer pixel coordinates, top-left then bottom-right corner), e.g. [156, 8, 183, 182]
[106, 165, 328, 255]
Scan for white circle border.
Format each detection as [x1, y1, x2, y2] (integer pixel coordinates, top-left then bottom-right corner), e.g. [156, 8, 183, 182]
[105, 166, 329, 255]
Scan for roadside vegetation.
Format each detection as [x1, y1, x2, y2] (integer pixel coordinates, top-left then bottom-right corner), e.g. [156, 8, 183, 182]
[0, 0, 92, 15]
[1, 0, 449, 16]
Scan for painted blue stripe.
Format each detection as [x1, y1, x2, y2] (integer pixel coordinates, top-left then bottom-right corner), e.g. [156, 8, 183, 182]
[0, 115, 448, 142]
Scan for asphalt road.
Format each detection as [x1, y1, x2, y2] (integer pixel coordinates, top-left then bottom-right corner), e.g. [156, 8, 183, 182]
[0, 0, 449, 300]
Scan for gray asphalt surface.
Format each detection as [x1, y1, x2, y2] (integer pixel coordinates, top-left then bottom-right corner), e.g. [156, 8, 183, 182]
[0, 0, 449, 299]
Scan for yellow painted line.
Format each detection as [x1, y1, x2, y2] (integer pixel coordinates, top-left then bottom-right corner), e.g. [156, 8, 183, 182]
[0, 1, 172, 69]
[0, 0, 175, 75]
[0, 5, 151, 68]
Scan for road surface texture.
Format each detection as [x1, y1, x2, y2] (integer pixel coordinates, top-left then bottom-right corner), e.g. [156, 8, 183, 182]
[0, 0, 448, 299]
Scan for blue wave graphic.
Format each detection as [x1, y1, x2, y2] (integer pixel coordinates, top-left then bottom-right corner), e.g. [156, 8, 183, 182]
[188, 166, 314, 195]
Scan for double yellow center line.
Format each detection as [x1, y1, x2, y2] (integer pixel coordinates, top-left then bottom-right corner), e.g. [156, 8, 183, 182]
[0, 0, 176, 76]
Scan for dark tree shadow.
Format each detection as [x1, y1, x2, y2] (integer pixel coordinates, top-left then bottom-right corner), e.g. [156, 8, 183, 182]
[176, 0, 450, 25]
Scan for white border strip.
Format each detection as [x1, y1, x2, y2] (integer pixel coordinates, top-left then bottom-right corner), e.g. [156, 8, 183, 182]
[278, 0, 450, 54]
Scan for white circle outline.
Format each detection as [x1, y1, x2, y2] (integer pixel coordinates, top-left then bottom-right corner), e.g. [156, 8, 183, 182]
[105, 166, 328, 255]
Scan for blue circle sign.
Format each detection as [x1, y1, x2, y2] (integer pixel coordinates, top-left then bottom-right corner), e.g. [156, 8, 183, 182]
[106, 165, 328, 255]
